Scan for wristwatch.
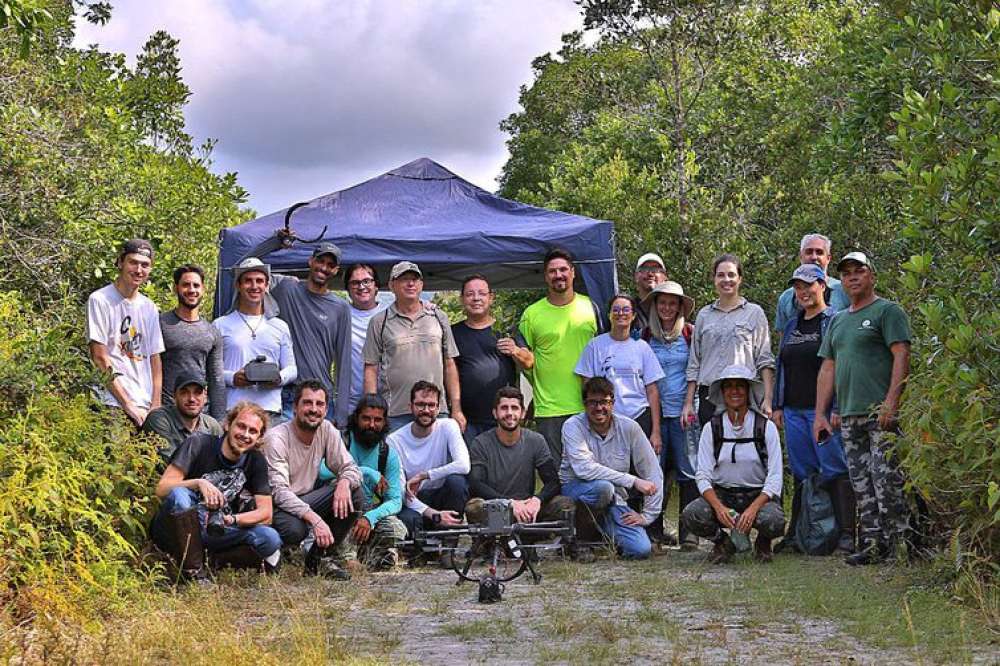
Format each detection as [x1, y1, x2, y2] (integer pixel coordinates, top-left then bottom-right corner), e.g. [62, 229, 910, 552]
[431, 512, 442, 525]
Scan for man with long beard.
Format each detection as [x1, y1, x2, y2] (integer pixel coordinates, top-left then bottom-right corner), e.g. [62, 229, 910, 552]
[344, 393, 408, 569]
[264, 380, 364, 579]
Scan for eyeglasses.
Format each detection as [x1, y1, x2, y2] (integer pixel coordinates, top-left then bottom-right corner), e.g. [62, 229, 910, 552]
[413, 401, 438, 410]
[611, 306, 633, 315]
[636, 267, 665, 274]
[584, 398, 613, 408]
[348, 278, 375, 289]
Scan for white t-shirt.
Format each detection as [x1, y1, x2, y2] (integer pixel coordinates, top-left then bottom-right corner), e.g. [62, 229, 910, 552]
[387, 418, 470, 514]
[213, 311, 297, 413]
[349, 301, 390, 412]
[575, 333, 665, 419]
[86, 283, 165, 409]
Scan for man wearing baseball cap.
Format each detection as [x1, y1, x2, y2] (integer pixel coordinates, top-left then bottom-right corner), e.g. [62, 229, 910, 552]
[259, 242, 354, 427]
[143, 371, 224, 463]
[815, 251, 913, 565]
[633, 252, 668, 334]
[363, 261, 462, 432]
[86, 238, 165, 427]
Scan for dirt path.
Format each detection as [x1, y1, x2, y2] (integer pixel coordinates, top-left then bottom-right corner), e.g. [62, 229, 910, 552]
[225, 548, 996, 665]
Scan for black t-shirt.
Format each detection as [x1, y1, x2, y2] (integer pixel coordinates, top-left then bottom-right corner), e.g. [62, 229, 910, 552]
[451, 321, 519, 423]
[780, 313, 824, 409]
[169, 433, 271, 512]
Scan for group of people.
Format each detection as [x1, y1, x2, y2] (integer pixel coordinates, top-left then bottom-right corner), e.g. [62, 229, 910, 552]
[86, 232, 916, 581]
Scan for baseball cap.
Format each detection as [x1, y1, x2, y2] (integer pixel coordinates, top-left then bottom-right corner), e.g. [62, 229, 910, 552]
[390, 261, 423, 280]
[836, 251, 875, 272]
[635, 252, 666, 272]
[119, 238, 154, 261]
[174, 371, 207, 393]
[788, 263, 827, 285]
[311, 242, 342, 263]
[233, 257, 271, 282]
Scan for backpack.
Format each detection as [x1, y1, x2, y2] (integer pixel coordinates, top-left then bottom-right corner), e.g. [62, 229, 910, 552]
[710, 411, 768, 469]
[794, 473, 839, 556]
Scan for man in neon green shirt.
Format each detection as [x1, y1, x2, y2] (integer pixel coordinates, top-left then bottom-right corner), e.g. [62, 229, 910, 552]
[519, 248, 598, 462]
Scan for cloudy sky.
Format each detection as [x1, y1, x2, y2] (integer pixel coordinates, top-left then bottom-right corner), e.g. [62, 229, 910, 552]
[73, 1, 585, 217]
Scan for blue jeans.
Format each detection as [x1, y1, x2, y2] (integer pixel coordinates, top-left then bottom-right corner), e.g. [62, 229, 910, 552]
[784, 406, 849, 482]
[398, 474, 469, 538]
[562, 478, 651, 559]
[660, 417, 696, 482]
[150, 487, 281, 558]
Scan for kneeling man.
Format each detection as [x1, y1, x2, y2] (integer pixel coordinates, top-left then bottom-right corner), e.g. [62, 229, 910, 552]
[560, 377, 662, 559]
[264, 380, 364, 579]
[143, 372, 223, 463]
[344, 393, 409, 569]
[466, 387, 573, 527]
[389, 380, 470, 538]
[151, 401, 281, 580]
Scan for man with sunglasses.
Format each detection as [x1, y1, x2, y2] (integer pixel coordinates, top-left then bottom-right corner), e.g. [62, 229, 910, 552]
[632, 252, 668, 335]
[559, 377, 662, 559]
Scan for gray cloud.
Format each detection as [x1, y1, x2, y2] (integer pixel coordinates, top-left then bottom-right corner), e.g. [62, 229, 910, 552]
[74, 1, 583, 215]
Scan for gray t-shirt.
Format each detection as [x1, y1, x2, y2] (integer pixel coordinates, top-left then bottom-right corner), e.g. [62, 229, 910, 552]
[469, 429, 552, 500]
[159, 311, 226, 421]
[270, 275, 353, 425]
[142, 405, 223, 463]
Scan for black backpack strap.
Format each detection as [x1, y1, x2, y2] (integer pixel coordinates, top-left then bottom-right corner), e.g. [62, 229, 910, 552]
[753, 412, 769, 469]
[377, 441, 389, 477]
[711, 414, 724, 465]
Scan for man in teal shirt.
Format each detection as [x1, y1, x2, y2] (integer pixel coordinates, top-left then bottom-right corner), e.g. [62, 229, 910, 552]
[815, 252, 912, 566]
[344, 393, 407, 569]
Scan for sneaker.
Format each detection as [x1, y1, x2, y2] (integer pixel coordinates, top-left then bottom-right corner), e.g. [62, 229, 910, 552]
[708, 537, 736, 564]
[375, 548, 400, 570]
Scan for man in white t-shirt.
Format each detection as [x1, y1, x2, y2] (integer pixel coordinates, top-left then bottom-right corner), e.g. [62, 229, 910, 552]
[343, 264, 390, 414]
[214, 258, 297, 421]
[387, 380, 470, 540]
[87, 238, 165, 426]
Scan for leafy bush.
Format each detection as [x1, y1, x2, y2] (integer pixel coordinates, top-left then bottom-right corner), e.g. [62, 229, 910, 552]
[0, 292, 161, 618]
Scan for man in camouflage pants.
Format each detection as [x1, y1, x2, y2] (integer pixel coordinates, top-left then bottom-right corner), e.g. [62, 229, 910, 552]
[814, 252, 912, 565]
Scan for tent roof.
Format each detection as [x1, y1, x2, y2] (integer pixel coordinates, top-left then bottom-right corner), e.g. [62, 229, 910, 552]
[215, 157, 617, 317]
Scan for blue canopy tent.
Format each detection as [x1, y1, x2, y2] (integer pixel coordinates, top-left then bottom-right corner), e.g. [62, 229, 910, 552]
[215, 158, 618, 325]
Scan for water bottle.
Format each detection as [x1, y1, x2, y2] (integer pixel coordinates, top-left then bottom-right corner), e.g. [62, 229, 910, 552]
[727, 509, 752, 552]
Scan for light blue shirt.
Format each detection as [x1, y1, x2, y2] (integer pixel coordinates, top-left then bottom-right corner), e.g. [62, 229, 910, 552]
[575, 333, 665, 419]
[774, 276, 849, 333]
[649, 335, 689, 418]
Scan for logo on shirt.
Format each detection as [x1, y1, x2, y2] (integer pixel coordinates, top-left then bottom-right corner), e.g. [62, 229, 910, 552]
[118, 315, 145, 361]
[858, 319, 873, 331]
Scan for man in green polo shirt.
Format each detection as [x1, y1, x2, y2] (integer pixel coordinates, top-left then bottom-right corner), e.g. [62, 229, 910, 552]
[815, 251, 912, 566]
[519, 248, 598, 462]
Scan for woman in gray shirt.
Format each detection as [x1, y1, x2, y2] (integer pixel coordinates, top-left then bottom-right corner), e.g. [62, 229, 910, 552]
[682, 254, 775, 426]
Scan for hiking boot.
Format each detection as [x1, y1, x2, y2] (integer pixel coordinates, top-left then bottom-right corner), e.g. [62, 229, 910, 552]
[304, 546, 351, 580]
[709, 536, 736, 564]
[845, 541, 889, 566]
[679, 534, 700, 552]
[569, 543, 596, 564]
[830, 476, 857, 556]
[774, 481, 803, 554]
[754, 535, 773, 563]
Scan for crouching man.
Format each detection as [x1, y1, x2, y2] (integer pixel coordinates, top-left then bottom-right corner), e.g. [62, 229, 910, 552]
[264, 380, 365, 580]
[344, 393, 409, 569]
[465, 387, 574, 528]
[560, 377, 662, 559]
[143, 371, 223, 464]
[389, 381, 470, 564]
[682, 365, 784, 564]
[151, 401, 281, 581]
